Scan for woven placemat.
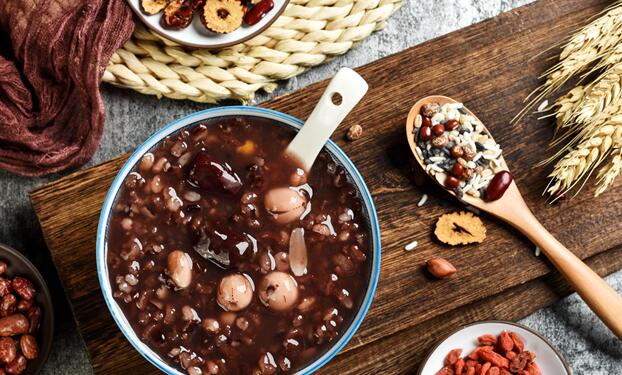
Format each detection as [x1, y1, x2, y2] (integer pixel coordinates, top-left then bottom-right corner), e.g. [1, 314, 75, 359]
[103, 0, 403, 103]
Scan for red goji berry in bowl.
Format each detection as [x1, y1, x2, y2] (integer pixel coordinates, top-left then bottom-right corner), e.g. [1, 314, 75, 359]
[417, 321, 571, 375]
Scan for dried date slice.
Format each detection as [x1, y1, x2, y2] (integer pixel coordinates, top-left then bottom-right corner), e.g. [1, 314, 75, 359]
[201, 0, 244, 33]
[161, 0, 194, 29]
[141, 0, 170, 15]
[434, 211, 486, 246]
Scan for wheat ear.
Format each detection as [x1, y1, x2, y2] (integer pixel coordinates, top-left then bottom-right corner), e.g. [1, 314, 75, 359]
[542, 62, 622, 168]
[573, 62, 622, 124]
[546, 122, 621, 198]
[512, 1, 622, 123]
[595, 128, 622, 196]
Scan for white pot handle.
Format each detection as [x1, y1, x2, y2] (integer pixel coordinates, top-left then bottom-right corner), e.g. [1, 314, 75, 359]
[285, 68, 368, 171]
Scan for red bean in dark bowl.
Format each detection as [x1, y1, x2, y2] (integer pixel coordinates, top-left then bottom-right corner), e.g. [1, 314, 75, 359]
[0, 244, 53, 375]
[106, 116, 372, 374]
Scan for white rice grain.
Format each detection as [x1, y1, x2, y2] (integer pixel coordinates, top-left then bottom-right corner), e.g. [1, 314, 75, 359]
[417, 194, 428, 207]
[429, 164, 444, 173]
[404, 240, 418, 251]
[415, 115, 422, 128]
[431, 112, 445, 124]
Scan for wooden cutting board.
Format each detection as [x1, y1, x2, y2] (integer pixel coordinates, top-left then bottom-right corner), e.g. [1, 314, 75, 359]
[30, 0, 622, 373]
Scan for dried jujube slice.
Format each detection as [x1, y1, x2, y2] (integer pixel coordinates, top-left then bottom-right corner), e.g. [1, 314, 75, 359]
[434, 211, 486, 245]
[141, 0, 170, 15]
[201, 0, 245, 33]
[161, 0, 195, 29]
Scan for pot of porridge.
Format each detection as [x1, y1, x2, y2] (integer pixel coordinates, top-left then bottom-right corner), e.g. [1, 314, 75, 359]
[96, 106, 381, 374]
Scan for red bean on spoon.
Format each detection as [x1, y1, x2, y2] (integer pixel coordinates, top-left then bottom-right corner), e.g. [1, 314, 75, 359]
[445, 119, 460, 130]
[422, 116, 432, 128]
[451, 163, 464, 178]
[432, 124, 445, 136]
[445, 176, 460, 190]
[450, 145, 464, 158]
[419, 126, 432, 141]
[486, 171, 513, 201]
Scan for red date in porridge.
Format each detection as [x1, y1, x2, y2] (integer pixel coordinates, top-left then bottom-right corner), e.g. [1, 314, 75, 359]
[107, 117, 371, 374]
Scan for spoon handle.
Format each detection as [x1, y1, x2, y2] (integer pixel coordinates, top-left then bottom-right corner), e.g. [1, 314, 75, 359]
[286, 68, 368, 171]
[508, 202, 622, 339]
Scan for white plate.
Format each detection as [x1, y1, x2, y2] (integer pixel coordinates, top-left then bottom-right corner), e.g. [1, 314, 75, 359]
[126, 0, 289, 48]
[418, 321, 571, 375]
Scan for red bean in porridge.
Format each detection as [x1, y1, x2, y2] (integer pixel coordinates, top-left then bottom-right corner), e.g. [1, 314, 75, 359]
[107, 116, 371, 374]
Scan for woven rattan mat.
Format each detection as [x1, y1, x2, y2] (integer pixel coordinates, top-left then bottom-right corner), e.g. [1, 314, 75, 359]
[103, 0, 402, 103]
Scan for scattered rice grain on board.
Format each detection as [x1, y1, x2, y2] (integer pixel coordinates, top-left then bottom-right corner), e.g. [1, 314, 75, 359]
[404, 240, 418, 251]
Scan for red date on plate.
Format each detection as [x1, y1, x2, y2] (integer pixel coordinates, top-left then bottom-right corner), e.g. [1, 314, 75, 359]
[244, 0, 274, 25]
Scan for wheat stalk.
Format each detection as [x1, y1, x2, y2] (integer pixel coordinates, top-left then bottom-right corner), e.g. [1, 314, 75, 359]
[595, 141, 622, 196]
[546, 121, 621, 198]
[550, 86, 585, 133]
[590, 40, 622, 72]
[520, 1, 622, 198]
[545, 4, 622, 91]
[573, 62, 622, 124]
[513, 1, 622, 123]
[541, 61, 622, 165]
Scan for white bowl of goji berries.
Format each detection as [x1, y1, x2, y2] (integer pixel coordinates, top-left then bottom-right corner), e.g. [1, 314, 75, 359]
[417, 321, 571, 375]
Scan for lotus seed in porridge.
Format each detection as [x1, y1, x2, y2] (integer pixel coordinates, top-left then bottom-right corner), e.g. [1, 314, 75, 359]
[106, 116, 371, 374]
[413, 102, 513, 201]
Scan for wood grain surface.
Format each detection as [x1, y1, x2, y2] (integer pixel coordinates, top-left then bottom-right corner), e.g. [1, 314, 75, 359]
[30, 0, 622, 373]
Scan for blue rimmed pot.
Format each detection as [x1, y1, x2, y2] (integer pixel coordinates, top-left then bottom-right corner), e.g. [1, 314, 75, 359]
[96, 106, 382, 374]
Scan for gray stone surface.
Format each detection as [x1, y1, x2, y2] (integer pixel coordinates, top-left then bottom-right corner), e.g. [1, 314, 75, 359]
[0, 0, 619, 373]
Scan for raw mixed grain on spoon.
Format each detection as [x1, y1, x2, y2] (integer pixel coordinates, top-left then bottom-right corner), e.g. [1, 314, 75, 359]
[406, 95, 622, 340]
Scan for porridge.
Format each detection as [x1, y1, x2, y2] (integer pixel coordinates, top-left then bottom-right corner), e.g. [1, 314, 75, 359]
[106, 116, 371, 374]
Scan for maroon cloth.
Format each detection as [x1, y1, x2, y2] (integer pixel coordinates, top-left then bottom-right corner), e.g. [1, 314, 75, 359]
[0, 0, 134, 176]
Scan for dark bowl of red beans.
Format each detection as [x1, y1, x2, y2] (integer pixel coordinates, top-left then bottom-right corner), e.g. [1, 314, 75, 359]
[96, 107, 381, 375]
[0, 244, 53, 375]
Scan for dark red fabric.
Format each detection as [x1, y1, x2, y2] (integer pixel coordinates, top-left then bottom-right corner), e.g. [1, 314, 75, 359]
[0, 0, 134, 176]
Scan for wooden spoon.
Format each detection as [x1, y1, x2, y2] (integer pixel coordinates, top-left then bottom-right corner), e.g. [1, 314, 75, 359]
[405, 95, 622, 340]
